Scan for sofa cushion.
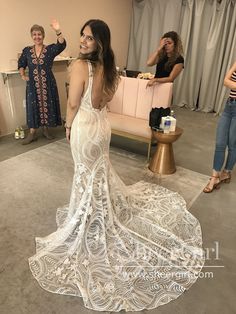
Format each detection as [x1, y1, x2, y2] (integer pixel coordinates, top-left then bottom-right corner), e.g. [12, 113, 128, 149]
[107, 77, 125, 114]
[122, 77, 139, 117]
[135, 79, 154, 119]
[108, 112, 151, 139]
[152, 82, 173, 108]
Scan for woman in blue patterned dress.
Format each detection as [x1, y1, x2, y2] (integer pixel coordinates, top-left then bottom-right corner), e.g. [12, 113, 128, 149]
[18, 19, 66, 144]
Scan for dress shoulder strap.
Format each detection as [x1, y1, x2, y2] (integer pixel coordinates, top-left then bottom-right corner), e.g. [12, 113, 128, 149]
[87, 61, 93, 77]
[87, 61, 93, 92]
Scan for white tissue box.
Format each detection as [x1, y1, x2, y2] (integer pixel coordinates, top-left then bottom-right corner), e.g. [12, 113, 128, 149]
[160, 116, 176, 132]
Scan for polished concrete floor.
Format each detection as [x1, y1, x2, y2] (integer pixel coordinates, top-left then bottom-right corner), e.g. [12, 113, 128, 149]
[0, 106, 235, 314]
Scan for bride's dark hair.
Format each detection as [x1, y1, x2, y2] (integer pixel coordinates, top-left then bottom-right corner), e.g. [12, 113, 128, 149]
[79, 19, 119, 97]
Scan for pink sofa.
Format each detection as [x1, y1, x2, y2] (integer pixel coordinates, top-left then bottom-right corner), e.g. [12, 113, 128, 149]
[107, 77, 173, 159]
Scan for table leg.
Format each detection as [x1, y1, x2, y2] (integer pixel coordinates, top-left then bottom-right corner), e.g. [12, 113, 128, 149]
[149, 142, 176, 174]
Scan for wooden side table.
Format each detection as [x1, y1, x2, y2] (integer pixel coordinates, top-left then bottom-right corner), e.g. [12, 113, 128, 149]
[149, 127, 183, 174]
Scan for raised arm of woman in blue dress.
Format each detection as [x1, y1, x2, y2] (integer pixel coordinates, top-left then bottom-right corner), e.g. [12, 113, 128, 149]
[65, 60, 87, 141]
[50, 19, 66, 57]
[50, 19, 65, 44]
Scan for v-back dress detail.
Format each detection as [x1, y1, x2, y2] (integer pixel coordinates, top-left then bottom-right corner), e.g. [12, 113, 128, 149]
[29, 62, 204, 312]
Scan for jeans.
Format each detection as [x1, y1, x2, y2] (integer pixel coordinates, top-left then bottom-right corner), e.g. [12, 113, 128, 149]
[213, 99, 236, 171]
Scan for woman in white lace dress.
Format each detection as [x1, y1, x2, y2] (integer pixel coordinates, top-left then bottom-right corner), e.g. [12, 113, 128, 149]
[29, 19, 205, 312]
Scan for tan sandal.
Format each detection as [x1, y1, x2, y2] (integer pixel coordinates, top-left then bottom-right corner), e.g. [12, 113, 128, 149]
[220, 171, 231, 184]
[203, 175, 221, 193]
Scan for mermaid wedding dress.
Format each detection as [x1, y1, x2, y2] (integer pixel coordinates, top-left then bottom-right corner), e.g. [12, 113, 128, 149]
[29, 62, 204, 312]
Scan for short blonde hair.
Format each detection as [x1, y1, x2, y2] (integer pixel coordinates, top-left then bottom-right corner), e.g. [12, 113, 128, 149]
[30, 24, 45, 38]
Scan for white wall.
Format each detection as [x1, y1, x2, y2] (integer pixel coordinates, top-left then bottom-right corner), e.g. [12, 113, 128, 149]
[0, 0, 132, 135]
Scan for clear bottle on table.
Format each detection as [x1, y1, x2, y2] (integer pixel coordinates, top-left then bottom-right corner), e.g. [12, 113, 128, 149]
[170, 109, 175, 118]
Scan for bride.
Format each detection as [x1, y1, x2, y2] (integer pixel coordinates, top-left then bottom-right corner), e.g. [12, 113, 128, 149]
[29, 19, 205, 312]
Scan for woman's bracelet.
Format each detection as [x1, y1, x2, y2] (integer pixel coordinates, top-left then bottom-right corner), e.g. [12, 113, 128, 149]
[56, 32, 62, 36]
[65, 124, 71, 129]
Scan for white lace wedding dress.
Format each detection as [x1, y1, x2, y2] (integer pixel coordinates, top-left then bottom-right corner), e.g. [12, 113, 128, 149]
[29, 62, 204, 312]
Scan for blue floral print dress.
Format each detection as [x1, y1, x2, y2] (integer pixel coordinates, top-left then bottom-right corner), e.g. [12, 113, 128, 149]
[18, 40, 66, 128]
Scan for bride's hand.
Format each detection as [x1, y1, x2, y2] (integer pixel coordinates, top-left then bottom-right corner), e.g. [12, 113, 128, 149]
[66, 128, 71, 142]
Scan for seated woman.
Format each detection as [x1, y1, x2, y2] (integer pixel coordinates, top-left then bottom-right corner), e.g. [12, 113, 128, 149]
[146, 31, 184, 86]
